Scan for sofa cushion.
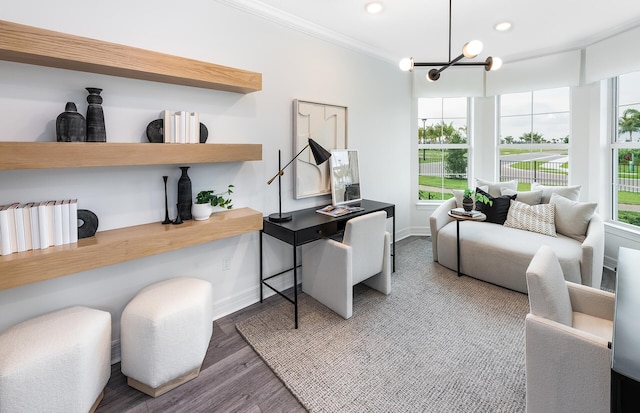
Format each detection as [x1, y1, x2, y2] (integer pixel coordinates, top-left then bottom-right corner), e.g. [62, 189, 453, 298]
[531, 182, 581, 204]
[475, 187, 515, 224]
[501, 188, 543, 205]
[504, 200, 556, 237]
[549, 193, 597, 242]
[476, 178, 518, 198]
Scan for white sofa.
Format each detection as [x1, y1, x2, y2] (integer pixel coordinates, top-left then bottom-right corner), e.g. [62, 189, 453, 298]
[429, 184, 605, 294]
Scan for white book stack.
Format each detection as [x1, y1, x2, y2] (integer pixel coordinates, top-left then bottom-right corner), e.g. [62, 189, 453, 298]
[0, 199, 81, 256]
[163, 110, 201, 144]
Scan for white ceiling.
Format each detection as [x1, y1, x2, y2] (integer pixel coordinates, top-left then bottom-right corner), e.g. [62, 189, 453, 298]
[222, 0, 640, 65]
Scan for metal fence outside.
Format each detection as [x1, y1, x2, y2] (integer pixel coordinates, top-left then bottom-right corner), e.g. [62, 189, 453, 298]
[618, 163, 640, 193]
[499, 160, 567, 186]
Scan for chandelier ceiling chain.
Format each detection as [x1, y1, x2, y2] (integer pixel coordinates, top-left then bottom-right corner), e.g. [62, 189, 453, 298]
[399, 0, 502, 81]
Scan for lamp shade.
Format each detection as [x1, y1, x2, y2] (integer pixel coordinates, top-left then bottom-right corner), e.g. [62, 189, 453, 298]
[308, 138, 332, 165]
[462, 40, 483, 59]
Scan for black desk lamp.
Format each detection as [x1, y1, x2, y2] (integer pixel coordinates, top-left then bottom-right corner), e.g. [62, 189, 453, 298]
[267, 138, 332, 222]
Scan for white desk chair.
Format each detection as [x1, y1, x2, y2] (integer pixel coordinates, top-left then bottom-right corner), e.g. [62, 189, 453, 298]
[302, 210, 391, 319]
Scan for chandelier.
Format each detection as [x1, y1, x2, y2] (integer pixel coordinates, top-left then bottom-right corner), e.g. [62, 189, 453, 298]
[399, 0, 502, 81]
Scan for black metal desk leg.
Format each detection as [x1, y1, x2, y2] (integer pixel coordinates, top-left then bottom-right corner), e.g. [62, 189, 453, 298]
[456, 220, 461, 277]
[392, 214, 396, 272]
[293, 245, 298, 329]
[259, 231, 263, 302]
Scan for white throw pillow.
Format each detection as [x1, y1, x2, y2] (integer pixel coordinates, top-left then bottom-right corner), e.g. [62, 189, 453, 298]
[476, 178, 517, 198]
[531, 182, 581, 204]
[503, 200, 556, 237]
[550, 193, 598, 242]
[500, 188, 543, 205]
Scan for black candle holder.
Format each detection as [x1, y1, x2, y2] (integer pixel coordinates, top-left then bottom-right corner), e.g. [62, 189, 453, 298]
[162, 176, 171, 224]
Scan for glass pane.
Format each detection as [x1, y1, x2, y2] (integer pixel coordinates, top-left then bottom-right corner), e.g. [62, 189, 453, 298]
[617, 72, 640, 143]
[615, 148, 640, 226]
[533, 87, 570, 114]
[499, 148, 568, 188]
[500, 115, 530, 144]
[441, 97, 468, 118]
[619, 71, 640, 107]
[418, 98, 443, 119]
[418, 149, 468, 200]
[500, 92, 531, 116]
[532, 112, 570, 144]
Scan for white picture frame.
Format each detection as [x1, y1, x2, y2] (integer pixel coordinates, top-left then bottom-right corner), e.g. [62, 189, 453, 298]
[330, 149, 362, 206]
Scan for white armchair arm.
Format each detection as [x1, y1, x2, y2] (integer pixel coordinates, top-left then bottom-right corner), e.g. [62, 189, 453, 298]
[525, 313, 611, 413]
[302, 239, 354, 319]
[566, 281, 615, 321]
[429, 198, 457, 261]
[580, 212, 604, 289]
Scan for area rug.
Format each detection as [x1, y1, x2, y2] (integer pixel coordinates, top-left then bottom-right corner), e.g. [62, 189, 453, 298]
[236, 237, 529, 412]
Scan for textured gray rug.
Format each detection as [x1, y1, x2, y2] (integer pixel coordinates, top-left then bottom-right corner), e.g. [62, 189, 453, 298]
[236, 237, 529, 412]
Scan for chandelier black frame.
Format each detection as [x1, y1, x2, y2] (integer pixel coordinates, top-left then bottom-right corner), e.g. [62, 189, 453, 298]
[399, 0, 501, 81]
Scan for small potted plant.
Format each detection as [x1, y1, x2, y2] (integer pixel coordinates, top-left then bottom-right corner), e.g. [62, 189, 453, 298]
[192, 185, 234, 220]
[462, 188, 492, 211]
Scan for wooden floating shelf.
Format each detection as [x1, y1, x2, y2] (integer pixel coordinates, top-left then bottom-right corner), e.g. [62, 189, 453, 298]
[0, 20, 262, 94]
[0, 207, 263, 290]
[0, 142, 262, 170]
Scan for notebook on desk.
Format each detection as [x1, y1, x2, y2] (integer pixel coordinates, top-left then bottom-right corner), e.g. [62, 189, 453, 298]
[316, 205, 365, 217]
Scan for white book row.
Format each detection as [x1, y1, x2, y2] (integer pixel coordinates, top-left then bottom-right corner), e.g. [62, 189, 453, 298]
[162, 110, 200, 144]
[0, 200, 78, 256]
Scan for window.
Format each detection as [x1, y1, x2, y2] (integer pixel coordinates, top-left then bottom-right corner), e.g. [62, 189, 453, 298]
[498, 87, 570, 190]
[417, 97, 469, 201]
[612, 71, 640, 228]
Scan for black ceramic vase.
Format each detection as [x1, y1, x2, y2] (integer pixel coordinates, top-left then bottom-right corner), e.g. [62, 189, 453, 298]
[56, 102, 86, 142]
[86, 87, 106, 142]
[177, 166, 192, 220]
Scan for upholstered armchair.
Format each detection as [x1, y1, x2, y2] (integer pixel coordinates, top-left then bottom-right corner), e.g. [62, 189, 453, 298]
[301, 210, 391, 319]
[525, 245, 614, 413]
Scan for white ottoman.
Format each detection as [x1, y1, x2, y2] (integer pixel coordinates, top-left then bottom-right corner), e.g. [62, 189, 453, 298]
[0, 306, 112, 413]
[120, 277, 214, 397]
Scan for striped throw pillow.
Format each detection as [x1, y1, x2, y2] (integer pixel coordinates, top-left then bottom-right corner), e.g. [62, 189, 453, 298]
[503, 200, 556, 237]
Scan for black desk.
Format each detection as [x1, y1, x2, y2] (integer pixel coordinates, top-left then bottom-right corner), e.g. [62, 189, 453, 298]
[260, 199, 395, 328]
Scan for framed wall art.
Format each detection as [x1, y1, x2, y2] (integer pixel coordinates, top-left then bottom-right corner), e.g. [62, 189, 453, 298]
[293, 99, 348, 199]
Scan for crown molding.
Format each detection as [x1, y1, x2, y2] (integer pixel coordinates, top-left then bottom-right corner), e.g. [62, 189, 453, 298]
[215, 0, 396, 64]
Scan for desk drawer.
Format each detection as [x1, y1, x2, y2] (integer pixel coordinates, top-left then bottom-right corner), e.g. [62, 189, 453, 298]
[296, 222, 339, 244]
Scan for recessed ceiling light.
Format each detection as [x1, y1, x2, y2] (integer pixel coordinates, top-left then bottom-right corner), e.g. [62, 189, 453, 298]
[495, 21, 512, 32]
[365, 2, 384, 14]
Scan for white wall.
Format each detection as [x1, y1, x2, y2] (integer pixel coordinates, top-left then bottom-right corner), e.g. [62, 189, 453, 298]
[0, 0, 412, 352]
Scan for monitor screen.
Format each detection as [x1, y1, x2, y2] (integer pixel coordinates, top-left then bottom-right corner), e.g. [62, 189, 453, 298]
[330, 149, 362, 206]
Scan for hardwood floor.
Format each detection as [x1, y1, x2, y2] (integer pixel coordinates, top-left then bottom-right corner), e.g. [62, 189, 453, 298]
[95, 236, 615, 412]
[96, 293, 306, 413]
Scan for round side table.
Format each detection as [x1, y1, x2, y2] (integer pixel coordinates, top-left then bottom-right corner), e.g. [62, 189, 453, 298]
[447, 210, 487, 277]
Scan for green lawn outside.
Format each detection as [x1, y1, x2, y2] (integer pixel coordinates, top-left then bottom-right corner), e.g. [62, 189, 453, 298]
[618, 191, 640, 205]
[499, 148, 568, 156]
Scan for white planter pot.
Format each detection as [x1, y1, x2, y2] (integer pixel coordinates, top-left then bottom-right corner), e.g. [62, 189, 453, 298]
[192, 203, 213, 221]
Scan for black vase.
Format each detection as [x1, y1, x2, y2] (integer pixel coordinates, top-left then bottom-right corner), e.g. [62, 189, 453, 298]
[86, 87, 106, 142]
[56, 102, 86, 142]
[177, 166, 192, 220]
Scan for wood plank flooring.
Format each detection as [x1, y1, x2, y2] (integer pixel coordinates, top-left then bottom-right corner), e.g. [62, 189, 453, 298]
[95, 292, 306, 413]
[95, 236, 615, 413]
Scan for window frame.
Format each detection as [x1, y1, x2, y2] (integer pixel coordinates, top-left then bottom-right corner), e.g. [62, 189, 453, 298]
[417, 97, 472, 203]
